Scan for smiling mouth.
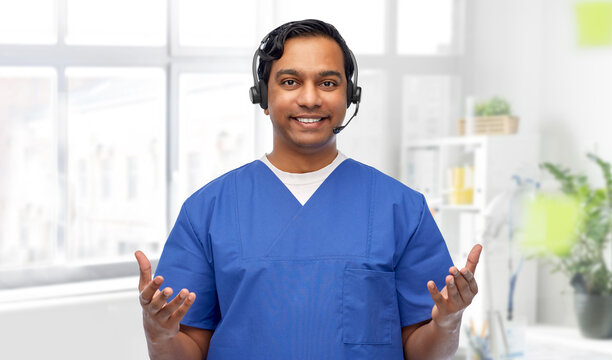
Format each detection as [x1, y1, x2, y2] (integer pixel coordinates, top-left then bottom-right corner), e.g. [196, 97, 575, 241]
[292, 117, 329, 123]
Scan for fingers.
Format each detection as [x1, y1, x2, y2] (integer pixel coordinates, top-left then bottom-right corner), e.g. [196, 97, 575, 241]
[158, 288, 189, 319]
[142, 285, 197, 327]
[150, 287, 173, 312]
[445, 274, 462, 305]
[140, 275, 164, 306]
[460, 267, 479, 294]
[427, 281, 445, 306]
[168, 292, 197, 324]
[151, 288, 197, 329]
[465, 244, 483, 275]
[427, 259, 481, 327]
[135, 250, 152, 292]
[450, 266, 477, 304]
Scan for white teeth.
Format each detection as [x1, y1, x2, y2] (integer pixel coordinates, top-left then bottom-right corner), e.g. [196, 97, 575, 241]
[295, 117, 323, 123]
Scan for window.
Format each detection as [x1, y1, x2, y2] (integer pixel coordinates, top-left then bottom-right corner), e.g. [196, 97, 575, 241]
[177, 73, 255, 199]
[0, 0, 464, 288]
[0, 67, 57, 268]
[0, 0, 57, 44]
[397, 0, 459, 55]
[65, 0, 166, 46]
[402, 75, 461, 139]
[177, 0, 257, 48]
[338, 70, 391, 172]
[66, 67, 166, 261]
[276, 0, 386, 54]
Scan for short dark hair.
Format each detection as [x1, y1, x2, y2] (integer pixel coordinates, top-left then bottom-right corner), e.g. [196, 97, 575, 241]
[256, 19, 354, 86]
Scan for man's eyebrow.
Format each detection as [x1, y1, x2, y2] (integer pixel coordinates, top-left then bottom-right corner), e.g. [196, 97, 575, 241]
[274, 69, 344, 82]
[275, 69, 300, 80]
[319, 70, 343, 82]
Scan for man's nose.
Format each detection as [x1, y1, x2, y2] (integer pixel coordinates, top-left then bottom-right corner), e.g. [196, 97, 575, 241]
[296, 82, 322, 108]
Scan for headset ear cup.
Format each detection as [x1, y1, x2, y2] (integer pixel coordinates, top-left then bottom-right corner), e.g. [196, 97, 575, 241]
[353, 86, 362, 104]
[249, 86, 260, 105]
[346, 80, 354, 108]
[259, 81, 268, 110]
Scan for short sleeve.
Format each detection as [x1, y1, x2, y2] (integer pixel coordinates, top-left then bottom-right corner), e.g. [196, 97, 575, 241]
[395, 194, 453, 327]
[154, 203, 220, 330]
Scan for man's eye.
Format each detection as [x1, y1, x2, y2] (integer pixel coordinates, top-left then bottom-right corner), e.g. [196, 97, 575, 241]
[322, 81, 336, 87]
[282, 79, 296, 86]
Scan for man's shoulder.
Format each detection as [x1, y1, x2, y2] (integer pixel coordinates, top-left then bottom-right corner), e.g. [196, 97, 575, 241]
[184, 160, 262, 205]
[344, 159, 423, 200]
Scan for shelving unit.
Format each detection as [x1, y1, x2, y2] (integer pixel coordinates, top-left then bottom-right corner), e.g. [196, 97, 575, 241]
[401, 134, 540, 359]
[401, 134, 538, 257]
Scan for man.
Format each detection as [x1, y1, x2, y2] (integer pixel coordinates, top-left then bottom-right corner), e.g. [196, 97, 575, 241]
[136, 19, 482, 359]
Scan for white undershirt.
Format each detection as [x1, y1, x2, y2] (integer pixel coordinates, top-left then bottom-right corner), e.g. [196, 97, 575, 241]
[260, 151, 348, 205]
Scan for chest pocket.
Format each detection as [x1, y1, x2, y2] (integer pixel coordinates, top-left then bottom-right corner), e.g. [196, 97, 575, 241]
[342, 268, 396, 344]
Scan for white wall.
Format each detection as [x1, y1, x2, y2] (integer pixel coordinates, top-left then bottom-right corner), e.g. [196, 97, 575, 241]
[540, 0, 612, 179]
[467, 0, 612, 327]
[538, 0, 612, 326]
[464, 0, 543, 138]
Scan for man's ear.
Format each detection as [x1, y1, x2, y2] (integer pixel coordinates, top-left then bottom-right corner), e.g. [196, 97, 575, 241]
[264, 108, 269, 115]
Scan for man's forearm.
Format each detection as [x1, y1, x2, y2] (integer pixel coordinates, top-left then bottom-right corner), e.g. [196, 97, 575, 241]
[147, 331, 204, 360]
[403, 319, 461, 360]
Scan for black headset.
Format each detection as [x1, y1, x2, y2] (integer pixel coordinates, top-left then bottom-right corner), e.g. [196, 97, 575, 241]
[249, 38, 362, 115]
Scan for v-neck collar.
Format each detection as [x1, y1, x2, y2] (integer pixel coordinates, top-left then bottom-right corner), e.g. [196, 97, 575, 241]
[235, 159, 374, 261]
[255, 156, 348, 208]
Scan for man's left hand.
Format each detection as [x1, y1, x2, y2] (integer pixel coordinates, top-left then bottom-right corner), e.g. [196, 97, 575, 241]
[427, 244, 482, 330]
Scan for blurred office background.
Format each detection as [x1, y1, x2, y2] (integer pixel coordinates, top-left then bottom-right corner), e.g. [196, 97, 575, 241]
[1, 0, 611, 359]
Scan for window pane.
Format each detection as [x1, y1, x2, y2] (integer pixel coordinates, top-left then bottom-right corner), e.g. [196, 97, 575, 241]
[276, 0, 385, 54]
[0, 67, 57, 269]
[178, 0, 257, 48]
[66, 0, 166, 46]
[0, 0, 57, 44]
[338, 70, 392, 173]
[397, 0, 456, 55]
[178, 73, 255, 201]
[66, 68, 166, 262]
[402, 75, 460, 139]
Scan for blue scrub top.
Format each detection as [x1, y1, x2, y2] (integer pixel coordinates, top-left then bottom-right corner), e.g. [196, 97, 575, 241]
[155, 158, 453, 359]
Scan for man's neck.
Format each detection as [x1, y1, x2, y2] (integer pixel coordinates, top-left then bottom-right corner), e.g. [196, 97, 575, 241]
[266, 147, 338, 173]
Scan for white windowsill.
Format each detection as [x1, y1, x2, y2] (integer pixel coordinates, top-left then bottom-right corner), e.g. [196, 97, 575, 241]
[0, 276, 139, 312]
[526, 325, 612, 359]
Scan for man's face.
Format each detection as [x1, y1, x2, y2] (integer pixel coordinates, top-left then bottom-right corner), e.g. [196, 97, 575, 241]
[264, 36, 347, 154]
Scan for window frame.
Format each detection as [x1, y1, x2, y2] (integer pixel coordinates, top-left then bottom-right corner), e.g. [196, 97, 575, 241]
[0, 0, 465, 292]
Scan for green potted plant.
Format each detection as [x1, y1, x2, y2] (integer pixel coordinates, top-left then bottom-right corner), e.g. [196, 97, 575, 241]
[527, 153, 612, 338]
[474, 96, 513, 117]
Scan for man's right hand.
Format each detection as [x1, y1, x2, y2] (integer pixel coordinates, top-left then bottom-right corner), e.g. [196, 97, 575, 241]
[135, 250, 196, 345]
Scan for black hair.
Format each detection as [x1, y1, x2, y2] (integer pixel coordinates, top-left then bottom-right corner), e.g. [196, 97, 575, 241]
[256, 19, 354, 86]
